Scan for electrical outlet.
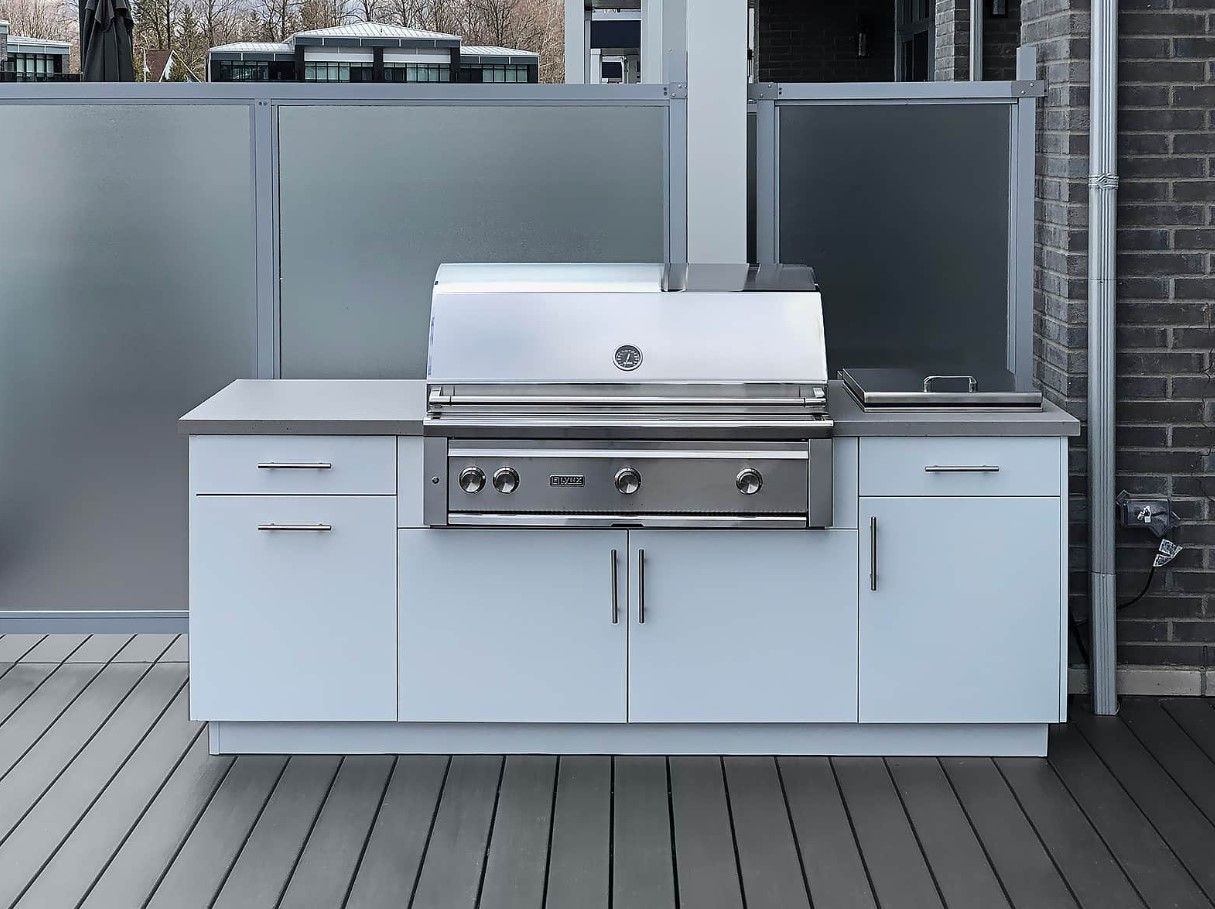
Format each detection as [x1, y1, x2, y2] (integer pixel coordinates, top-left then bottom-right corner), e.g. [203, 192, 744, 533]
[1116, 491, 1182, 538]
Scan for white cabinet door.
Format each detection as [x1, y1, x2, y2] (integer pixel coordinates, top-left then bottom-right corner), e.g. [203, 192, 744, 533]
[189, 495, 397, 722]
[398, 529, 628, 722]
[859, 496, 1061, 723]
[627, 531, 859, 723]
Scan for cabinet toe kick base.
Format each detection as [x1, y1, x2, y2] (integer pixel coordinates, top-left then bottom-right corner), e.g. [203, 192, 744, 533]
[207, 721, 1049, 758]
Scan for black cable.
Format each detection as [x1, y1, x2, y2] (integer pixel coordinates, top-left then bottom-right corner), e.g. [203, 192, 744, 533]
[1117, 563, 1156, 610]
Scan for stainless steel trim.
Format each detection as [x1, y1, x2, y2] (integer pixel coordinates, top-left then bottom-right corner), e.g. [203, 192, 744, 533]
[432, 392, 821, 407]
[256, 523, 332, 531]
[256, 462, 333, 470]
[610, 548, 619, 624]
[427, 417, 835, 440]
[923, 375, 978, 393]
[422, 436, 448, 526]
[638, 548, 646, 624]
[808, 437, 834, 528]
[924, 465, 1001, 473]
[449, 446, 809, 461]
[869, 516, 877, 591]
[446, 513, 809, 529]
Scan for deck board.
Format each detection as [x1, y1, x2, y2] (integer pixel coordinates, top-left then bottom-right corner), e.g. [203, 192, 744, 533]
[779, 756, 877, 909]
[1048, 723, 1210, 909]
[834, 757, 944, 909]
[345, 755, 449, 909]
[888, 757, 1010, 908]
[544, 755, 611, 909]
[12, 689, 203, 909]
[0, 663, 152, 840]
[0, 666, 185, 907]
[995, 756, 1144, 909]
[478, 755, 558, 909]
[669, 756, 745, 909]
[143, 754, 288, 908]
[723, 756, 811, 909]
[211, 755, 341, 909]
[410, 754, 503, 909]
[940, 756, 1076, 909]
[1072, 711, 1215, 902]
[1, 642, 1214, 909]
[612, 756, 677, 909]
[278, 755, 395, 909]
[79, 732, 234, 909]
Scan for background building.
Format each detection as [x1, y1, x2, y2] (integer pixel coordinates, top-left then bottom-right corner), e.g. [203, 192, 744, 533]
[208, 23, 538, 84]
[0, 20, 72, 82]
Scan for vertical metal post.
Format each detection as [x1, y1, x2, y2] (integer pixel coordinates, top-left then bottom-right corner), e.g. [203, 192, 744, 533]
[969, 0, 984, 79]
[1088, 0, 1119, 715]
[685, 0, 748, 261]
[641, 0, 663, 83]
[1011, 47, 1037, 390]
[252, 99, 278, 378]
[664, 0, 688, 264]
[753, 84, 778, 264]
[564, 0, 586, 83]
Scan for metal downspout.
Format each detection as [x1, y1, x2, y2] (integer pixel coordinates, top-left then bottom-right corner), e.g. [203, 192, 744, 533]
[1088, 0, 1119, 714]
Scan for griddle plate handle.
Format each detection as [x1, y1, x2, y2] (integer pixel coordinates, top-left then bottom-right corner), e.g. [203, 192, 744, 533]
[922, 375, 978, 393]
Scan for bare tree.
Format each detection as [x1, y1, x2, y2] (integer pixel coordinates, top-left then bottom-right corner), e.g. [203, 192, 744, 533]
[0, 0, 73, 40]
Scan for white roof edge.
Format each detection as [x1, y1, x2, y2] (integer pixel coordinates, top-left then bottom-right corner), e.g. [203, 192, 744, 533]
[8, 34, 72, 49]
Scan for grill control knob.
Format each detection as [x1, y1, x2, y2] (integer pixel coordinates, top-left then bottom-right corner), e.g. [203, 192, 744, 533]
[493, 467, 520, 494]
[736, 468, 763, 495]
[614, 467, 642, 495]
[458, 466, 485, 494]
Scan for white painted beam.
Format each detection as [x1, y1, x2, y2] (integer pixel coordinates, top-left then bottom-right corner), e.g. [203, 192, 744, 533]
[565, 0, 587, 83]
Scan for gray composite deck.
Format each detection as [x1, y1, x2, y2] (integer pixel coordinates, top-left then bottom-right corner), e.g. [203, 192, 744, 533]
[0, 635, 1213, 908]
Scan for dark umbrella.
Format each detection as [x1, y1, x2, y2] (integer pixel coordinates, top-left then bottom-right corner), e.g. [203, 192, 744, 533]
[80, 0, 136, 81]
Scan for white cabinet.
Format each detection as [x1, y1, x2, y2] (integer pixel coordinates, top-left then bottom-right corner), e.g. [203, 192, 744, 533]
[189, 495, 397, 721]
[626, 531, 859, 722]
[858, 496, 1062, 723]
[398, 529, 628, 723]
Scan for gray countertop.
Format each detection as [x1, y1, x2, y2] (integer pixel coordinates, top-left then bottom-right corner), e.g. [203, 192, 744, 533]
[180, 379, 1080, 437]
[179, 379, 427, 435]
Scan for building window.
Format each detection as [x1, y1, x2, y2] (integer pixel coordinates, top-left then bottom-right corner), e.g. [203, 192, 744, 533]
[383, 62, 451, 82]
[461, 63, 531, 83]
[8, 53, 64, 80]
[895, 0, 933, 81]
[218, 61, 270, 81]
[304, 61, 353, 82]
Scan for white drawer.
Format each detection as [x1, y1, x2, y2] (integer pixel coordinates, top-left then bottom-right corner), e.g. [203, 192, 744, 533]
[189, 494, 397, 721]
[190, 435, 395, 495]
[859, 437, 1060, 497]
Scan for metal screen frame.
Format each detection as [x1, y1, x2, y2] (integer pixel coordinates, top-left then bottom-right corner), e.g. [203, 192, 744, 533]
[750, 57, 1042, 390]
[0, 82, 685, 632]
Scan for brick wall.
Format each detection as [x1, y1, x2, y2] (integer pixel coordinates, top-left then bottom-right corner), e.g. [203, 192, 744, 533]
[936, 0, 971, 79]
[1110, 0, 1215, 668]
[984, 0, 1023, 79]
[755, 0, 895, 82]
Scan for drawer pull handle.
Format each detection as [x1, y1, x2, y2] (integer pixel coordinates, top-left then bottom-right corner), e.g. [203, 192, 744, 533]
[924, 465, 1000, 473]
[923, 374, 978, 392]
[257, 523, 332, 532]
[610, 549, 619, 624]
[637, 548, 646, 624]
[869, 517, 877, 591]
[257, 462, 333, 470]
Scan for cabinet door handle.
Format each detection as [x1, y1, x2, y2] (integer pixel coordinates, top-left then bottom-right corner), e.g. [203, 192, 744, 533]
[869, 517, 877, 591]
[924, 464, 1000, 473]
[257, 462, 333, 470]
[610, 549, 619, 624]
[637, 548, 646, 624]
[257, 523, 332, 532]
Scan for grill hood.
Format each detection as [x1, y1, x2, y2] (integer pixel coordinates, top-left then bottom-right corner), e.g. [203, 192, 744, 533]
[426, 263, 828, 386]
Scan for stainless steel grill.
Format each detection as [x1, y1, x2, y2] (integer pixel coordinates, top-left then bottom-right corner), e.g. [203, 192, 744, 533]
[422, 263, 834, 529]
